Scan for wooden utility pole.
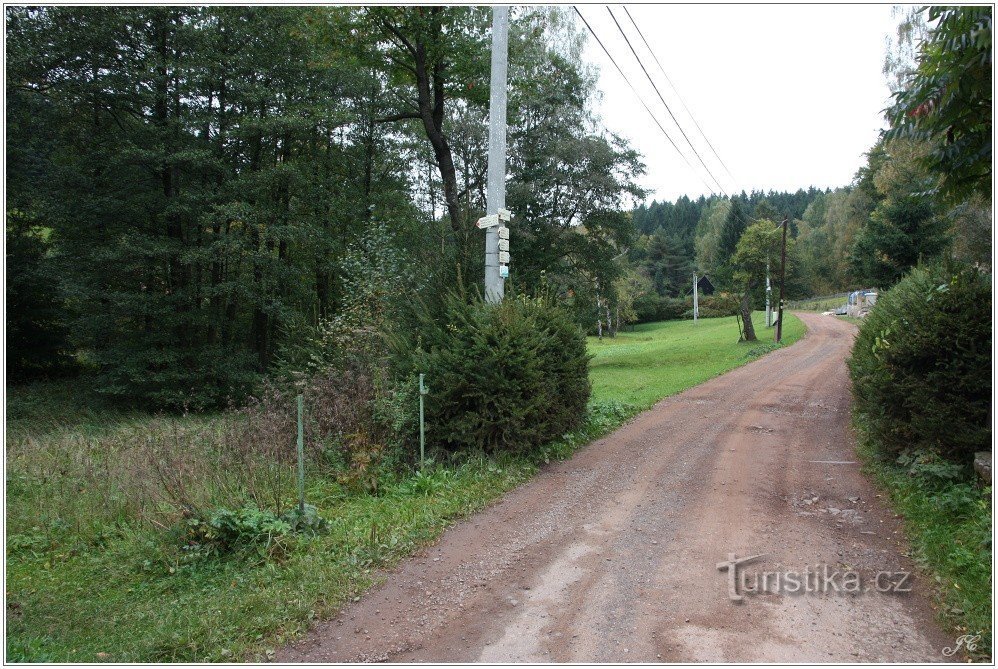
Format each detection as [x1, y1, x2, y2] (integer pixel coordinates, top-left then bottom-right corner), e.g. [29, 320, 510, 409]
[775, 217, 788, 343]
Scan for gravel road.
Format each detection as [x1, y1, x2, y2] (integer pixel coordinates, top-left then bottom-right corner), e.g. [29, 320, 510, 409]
[280, 312, 952, 663]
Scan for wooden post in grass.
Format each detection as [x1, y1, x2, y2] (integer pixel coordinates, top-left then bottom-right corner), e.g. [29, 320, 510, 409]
[297, 394, 305, 513]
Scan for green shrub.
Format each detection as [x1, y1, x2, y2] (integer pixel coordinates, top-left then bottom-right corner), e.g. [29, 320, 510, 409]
[391, 292, 591, 454]
[634, 295, 688, 323]
[689, 293, 741, 319]
[632, 294, 660, 323]
[184, 503, 329, 555]
[633, 293, 740, 324]
[848, 261, 991, 465]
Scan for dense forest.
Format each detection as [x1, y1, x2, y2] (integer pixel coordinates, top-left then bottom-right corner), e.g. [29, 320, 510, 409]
[620, 7, 990, 319]
[621, 133, 991, 323]
[626, 188, 828, 303]
[6, 5, 991, 406]
[6, 6, 642, 406]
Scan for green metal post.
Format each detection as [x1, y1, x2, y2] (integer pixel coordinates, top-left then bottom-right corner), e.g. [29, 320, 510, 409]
[297, 394, 305, 513]
[419, 374, 427, 467]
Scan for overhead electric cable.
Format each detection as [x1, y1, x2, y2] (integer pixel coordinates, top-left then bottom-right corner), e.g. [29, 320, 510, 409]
[605, 6, 727, 196]
[623, 5, 737, 184]
[572, 6, 717, 195]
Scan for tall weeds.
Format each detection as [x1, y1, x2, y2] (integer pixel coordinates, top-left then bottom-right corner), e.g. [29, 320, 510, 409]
[7, 367, 388, 550]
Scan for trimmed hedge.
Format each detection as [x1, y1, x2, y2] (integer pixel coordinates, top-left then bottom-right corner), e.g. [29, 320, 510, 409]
[847, 261, 991, 465]
[634, 293, 740, 324]
[634, 295, 687, 323]
[391, 293, 591, 454]
[687, 293, 741, 319]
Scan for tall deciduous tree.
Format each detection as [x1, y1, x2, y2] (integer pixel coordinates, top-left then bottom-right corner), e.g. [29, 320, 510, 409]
[732, 220, 790, 342]
[886, 6, 992, 201]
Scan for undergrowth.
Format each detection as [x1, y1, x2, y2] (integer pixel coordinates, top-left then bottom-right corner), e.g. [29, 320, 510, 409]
[7, 312, 803, 662]
[855, 416, 992, 662]
[6, 389, 634, 662]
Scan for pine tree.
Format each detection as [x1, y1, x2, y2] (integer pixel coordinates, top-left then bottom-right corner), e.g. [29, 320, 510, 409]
[713, 197, 748, 288]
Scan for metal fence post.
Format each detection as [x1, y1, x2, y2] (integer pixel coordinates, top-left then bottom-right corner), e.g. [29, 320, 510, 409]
[297, 394, 305, 513]
[418, 374, 427, 467]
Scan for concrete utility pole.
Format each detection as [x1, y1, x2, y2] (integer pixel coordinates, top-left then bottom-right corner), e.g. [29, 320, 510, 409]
[692, 272, 699, 323]
[765, 261, 772, 327]
[484, 6, 510, 303]
[775, 217, 788, 343]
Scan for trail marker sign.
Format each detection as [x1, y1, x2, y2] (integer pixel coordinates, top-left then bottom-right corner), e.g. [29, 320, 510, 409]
[477, 214, 500, 229]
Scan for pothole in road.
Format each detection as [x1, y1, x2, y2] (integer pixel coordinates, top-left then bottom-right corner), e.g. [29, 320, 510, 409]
[788, 494, 865, 526]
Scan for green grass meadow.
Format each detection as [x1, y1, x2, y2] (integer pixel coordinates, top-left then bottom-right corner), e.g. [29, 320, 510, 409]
[6, 312, 804, 662]
[590, 311, 805, 409]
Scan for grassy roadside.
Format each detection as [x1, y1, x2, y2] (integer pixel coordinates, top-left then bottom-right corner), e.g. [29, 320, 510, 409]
[790, 295, 848, 312]
[6, 311, 804, 662]
[854, 422, 992, 662]
[5, 403, 626, 663]
[590, 310, 805, 409]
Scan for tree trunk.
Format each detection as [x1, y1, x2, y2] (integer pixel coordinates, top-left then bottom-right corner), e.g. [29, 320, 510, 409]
[154, 14, 190, 355]
[208, 70, 228, 346]
[413, 37, 461, 233]
[249, 98, 268, 370]
[740, 286, 757, 342]
[377, 12, 468, 277]
[363, 78, 376, 216]
[596, 296, 603, 340]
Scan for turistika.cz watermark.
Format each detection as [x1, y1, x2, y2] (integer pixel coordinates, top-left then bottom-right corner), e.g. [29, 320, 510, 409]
[716, 553, 912, 602]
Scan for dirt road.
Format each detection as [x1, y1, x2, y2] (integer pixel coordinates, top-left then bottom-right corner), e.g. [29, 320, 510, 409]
[280, 313, 952, 663]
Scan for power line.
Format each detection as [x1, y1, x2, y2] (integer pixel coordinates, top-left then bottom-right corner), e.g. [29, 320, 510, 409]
[605, 6, 727, 196]
[572, 6, 718, 196]
[622, 5, 737, 184]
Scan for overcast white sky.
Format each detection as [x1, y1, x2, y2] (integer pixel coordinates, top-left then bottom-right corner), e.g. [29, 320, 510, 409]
[575, 4, 898, 203]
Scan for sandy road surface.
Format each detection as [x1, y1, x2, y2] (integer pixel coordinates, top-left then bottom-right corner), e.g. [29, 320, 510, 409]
[280, 313, 952, 663]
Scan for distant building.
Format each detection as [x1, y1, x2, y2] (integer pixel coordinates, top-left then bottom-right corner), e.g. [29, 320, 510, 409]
[696, 275, 715, 296]
[846, 289, 878, 318]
